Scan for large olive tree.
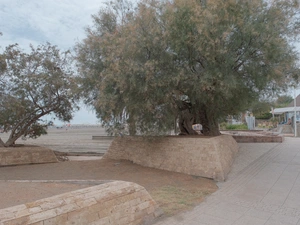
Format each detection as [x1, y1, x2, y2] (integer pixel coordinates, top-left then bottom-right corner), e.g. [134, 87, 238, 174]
[76, 0, 300, 136]
[0, 43, 79, 147]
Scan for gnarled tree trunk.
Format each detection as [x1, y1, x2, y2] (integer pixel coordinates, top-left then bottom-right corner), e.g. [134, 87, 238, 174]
[178, 108, 198, 135]
[177, 101, 198, 135]
[198, 107, 221, 136]
[176, 101, 221, 136]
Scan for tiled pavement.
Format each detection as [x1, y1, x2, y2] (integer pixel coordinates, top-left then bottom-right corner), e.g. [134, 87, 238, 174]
[153, 137, 300, 225]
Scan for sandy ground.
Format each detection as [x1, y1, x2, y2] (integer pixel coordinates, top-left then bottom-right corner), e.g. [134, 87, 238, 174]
[0, 126, 112, 154]
[0, 158, 217, 212]
[1, 127, 281, 219]
[0, 127, 218, 217]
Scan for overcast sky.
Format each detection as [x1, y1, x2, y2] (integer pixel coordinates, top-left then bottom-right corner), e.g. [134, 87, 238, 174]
[1, 1, 299, 125]
[0, 0, 106, 125]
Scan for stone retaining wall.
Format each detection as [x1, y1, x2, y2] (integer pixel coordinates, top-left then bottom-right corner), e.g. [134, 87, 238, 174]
[104, 135, 239, 181]
[0, 146, 58, 166]
[232, 135, 284, 143]
[0, 181, 161, 225]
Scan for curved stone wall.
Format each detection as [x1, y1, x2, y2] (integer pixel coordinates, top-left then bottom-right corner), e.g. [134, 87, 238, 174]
[104, 135, 239, 181]
[0, 181, 161, 225]
[0, 146, 58, 166]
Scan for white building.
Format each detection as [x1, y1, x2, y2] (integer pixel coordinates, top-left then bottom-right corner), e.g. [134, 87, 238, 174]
[273, 95, 300, 123]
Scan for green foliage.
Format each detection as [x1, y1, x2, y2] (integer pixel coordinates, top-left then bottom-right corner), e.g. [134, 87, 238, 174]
[24, 124, 48, 139]
[257, 118, 278, 129]
[255, 113, 273, 120]
[225, 124, 248, 130]
[250, 100, 273, 117]
[275, 95, 294, 107]
[76, 0, 300, 136]
[0, 43, 79, 147]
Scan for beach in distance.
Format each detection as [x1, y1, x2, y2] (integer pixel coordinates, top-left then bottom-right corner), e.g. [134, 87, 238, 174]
[0, 125, 111, 154]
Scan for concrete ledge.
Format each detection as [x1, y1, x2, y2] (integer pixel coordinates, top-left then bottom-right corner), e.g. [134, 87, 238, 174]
[92, 136, 114, 141]
[104, 135, 239, 181]
[0, 181, 161, 225]
[278, 124, 293, 134]
[0, 146, 58, 166]
[232, 135, 284, 143]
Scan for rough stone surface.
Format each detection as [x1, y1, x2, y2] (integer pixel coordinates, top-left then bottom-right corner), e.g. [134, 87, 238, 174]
[0, 146, 58, 166]
[232, 135, 284, 143]
[0, 181, 161, 225]
[104, 135, 239, 181]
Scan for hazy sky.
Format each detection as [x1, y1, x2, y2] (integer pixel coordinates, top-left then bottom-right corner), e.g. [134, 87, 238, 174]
[0, 0, 105, 125]
[1, 1, 299, 124]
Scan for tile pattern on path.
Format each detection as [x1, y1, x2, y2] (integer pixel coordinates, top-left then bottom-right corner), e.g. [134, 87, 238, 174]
[152, 137, 300, 225]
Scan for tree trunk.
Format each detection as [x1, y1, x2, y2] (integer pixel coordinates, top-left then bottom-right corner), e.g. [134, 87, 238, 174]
[178, 108, 198, 135]
[0, 132, 18, 147]
[198, 108, 220, 136]
[4, 139, 16, 147]
[176, 100, 221, 136]
[128, 115, 136, 135]
[0, 138, 5, 147]
[4, 130, 23, 147]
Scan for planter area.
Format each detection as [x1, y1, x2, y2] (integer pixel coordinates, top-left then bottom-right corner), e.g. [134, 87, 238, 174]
[0, 146, 58, 166]
[0, 181, 161, 225]
[104, 135, 239, 181]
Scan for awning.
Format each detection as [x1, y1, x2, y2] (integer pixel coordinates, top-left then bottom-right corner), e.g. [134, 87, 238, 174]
[272, 107, 300, 114]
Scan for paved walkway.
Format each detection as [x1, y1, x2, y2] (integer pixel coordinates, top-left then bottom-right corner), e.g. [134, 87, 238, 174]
[153, 137, 300, 225]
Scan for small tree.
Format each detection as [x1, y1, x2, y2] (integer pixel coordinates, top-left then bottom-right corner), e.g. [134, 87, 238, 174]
[0, 43, 79, 147]
[276, 95, 294, 108]
[250, 100, 273, 119]
[76, 0, 300, 136]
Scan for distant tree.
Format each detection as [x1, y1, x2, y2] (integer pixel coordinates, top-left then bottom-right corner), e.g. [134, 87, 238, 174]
[276, 95, 294, 107]
[249, 94, 293, 119]
[250, 100, 273, 119]
[76, 0, 300, 136]
[0, 43, 79, 147]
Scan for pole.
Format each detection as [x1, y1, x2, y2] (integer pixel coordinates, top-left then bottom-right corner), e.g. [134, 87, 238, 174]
[294, 88, 297, 137]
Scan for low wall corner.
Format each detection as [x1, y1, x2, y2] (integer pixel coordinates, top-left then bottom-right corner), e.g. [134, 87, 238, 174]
[104, 135, 239, 181]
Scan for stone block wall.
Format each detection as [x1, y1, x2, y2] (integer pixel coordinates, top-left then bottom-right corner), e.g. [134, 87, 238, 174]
[0, 146, 58, 166]
[104, 135, 239, 181]
[0, 181, 161, 225]
[232, 135, 284, 143]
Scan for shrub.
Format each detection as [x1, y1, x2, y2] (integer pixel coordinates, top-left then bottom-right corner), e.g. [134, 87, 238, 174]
[225, 124, 248, 130]
[255, 113, 272, 120]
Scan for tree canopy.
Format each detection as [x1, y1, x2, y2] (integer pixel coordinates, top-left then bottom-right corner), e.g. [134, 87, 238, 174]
[276, 94, 294, 107]
[0, 43, 79, 147]
[76, 0, 300, 136]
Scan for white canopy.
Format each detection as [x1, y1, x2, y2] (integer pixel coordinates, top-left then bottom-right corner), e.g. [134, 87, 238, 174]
[272, 107, 300, 114]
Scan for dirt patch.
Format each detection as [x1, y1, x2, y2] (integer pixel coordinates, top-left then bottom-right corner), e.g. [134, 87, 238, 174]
[0, 146, 218, 217]
[151, 185, 213, 216]
[61, 157, 218, 216]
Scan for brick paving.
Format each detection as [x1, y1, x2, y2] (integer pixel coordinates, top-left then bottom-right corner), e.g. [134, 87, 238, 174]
[152, 137, 300, 225]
